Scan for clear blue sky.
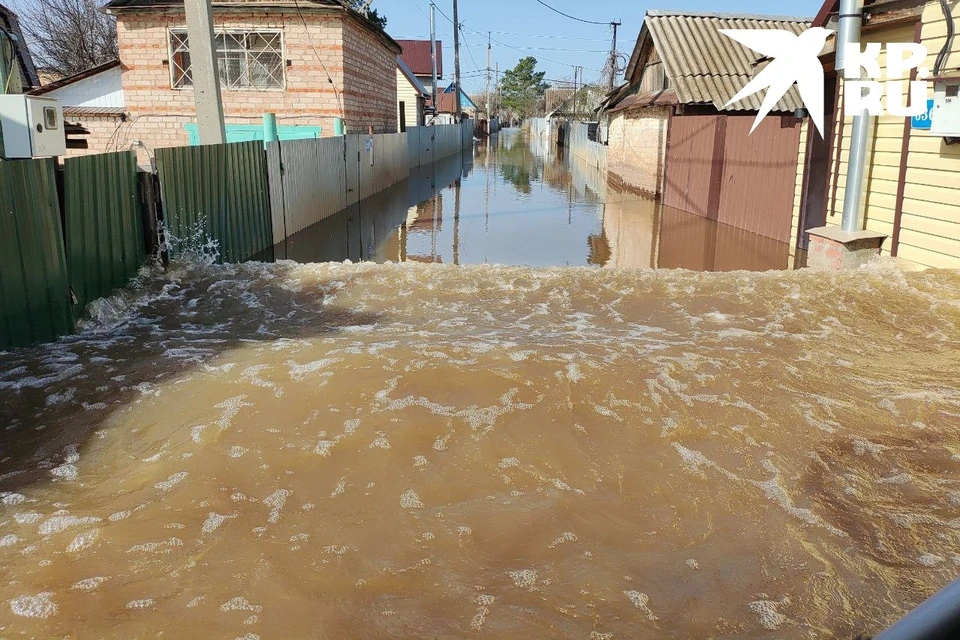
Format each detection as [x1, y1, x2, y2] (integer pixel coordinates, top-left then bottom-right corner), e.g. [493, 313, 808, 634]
[380, 0, 824, 93]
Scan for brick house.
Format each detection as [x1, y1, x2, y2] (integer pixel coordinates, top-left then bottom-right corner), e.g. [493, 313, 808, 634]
[98, 0, 400, 159]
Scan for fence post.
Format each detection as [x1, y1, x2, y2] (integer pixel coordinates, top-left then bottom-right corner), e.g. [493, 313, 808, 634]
[138, 169, 166, 267]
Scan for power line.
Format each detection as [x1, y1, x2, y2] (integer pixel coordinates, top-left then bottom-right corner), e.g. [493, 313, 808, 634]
[532, 0, 609, 26]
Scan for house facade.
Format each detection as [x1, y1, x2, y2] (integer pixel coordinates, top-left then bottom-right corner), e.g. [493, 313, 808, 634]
[95, 0, 400, 159]
[396, 56, 427, 131]
[600, 11, 809, 244]
[395, 39, 442, 98]
[791, 0, 960, 269]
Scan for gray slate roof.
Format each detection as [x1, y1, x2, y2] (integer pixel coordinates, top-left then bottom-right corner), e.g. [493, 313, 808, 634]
[627, 11, 811, 113]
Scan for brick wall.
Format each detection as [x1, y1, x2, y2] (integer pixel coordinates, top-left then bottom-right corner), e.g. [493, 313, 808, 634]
[113, 7, 398, 160]
[64, 114, 128, 157]
[341, 18, 398, 133]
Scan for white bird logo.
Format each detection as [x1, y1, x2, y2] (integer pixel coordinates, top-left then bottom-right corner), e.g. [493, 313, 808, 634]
[720, 27, 832, 137]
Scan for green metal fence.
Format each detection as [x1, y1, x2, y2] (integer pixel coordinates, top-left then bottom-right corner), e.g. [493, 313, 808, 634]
[64, 151, 144, 317]
[0, 158, 73, 348]
[156, 141, 273, 263]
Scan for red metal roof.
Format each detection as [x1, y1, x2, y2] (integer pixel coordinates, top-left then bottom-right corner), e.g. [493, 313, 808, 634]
[396, 39, 442, 78]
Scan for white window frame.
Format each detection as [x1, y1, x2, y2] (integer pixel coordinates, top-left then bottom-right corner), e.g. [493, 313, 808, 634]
[167, 28, 286, 92]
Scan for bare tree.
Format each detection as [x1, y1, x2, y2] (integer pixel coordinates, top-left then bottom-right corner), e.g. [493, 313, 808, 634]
[13, 0, 117, 78]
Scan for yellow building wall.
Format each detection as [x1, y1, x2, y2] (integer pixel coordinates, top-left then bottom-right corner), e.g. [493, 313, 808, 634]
[796, 4, 960, 270]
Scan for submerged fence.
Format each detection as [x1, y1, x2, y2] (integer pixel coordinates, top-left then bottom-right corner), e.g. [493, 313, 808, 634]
[1, 121, 473, 348]
[567, 122, 608, 171]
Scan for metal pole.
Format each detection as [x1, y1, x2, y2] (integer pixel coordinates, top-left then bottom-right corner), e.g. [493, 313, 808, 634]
[495, 62, 499, 120]
[430, 2, 438, 121]
[486, 32, 492, 119]
[874, 576, 960, 640]
[573, 66, 578, 121]
[184, 0, 225, 145]
[453, 0, 462, 119]
[838, 0, 868, 233]
[608, 21, 621, 92]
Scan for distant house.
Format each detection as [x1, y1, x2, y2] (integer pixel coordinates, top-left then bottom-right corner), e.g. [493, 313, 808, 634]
[0, 4, 40, 92]
[28, 60, 125, 157]
[397, 56, 428, 131]
[435, 84, 476, 119]
[600, 11, 808, 244]
[88, 0, 401, 161]
[396, 39, 442, 97]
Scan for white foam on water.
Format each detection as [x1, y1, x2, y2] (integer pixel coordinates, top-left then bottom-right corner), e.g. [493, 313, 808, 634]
[748, 599, 787, 630]
[624, 590, 658, 621]
[686, 559, 700, 570]
[400, 490, 424, 509]
[413, 455, 429, 467]
[45, 387, 76, 406]
[13, 512, 41, 524]
[286, 358, 340, 382]
[263, 489, 292, 523]
[369, 435, 390, 450]
[50, 464, 78, 481]
[507, 569, 537, 590]
[331, 478, 346, 498]
[548, 532, 578, 548]
[108, 510, 132, 522]
[67, 529, 99, 553]
[9, 593, 57, 618]
[39, 515, 101, 536]
[71, 577, 109, 592]
[1, 492, 26, 506]
[186, 596, 205, 608]
[125, 599, 156, 610]
[0, 534, 18, 547]
[154, 471, 188, 491]
[229, 446, 249, 458]
[220, 597, 262, 613]
[202, 512, 236, 534]
[918, 553, 945, 567]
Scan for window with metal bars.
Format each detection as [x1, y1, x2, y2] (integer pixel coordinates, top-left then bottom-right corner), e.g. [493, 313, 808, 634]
[169, 29, 285, 90]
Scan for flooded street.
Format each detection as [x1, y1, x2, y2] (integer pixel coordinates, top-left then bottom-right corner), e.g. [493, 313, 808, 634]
[2, 257, 960, 638]
[276, 129, 793, 271]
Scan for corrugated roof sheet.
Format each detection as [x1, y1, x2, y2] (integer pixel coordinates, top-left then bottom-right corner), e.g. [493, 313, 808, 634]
[642, 11, 810, 113]
[396, 39, 442, 78]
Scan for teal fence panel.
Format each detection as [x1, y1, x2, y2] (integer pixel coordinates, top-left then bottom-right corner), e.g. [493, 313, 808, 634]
[64, 150, 145, 317]
[0, 159, 73, 348]
[156, 141, 273, 263]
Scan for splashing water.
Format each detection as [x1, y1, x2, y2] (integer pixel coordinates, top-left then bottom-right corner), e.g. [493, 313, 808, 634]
[1, 260, 959, 637]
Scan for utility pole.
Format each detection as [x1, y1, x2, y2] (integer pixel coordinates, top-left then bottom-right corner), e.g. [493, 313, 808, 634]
[572, 65, 578, 121]
[184, 0, 225, 144]
[430, 2, 438, 120]
[608, 20, 622, 91]
[485, 31, 492, 119]
[452, 0, 462, 119]
[495, 62, 499, 120]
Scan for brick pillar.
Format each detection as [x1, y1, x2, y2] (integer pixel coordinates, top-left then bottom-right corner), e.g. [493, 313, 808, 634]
[806, 226, 887, 270]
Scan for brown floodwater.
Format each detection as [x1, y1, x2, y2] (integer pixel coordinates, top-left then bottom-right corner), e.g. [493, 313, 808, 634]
[275, 129, 794, 271]
[2, 260, 960, 638]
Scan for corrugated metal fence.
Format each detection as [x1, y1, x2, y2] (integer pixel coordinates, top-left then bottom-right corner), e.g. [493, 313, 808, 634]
[1, 123, 473, 348]
[64, 151, 144, 316]
[157, 141, 273, 263]
[0, 159, 73, 348]
[269, 123, 472, 244]
[568, 123, 608, 171]
[663, 114, 800, 243]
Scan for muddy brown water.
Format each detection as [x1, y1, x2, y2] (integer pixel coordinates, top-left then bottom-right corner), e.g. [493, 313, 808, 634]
[1, 260, 960, 638]
[275, 129, 792, 272]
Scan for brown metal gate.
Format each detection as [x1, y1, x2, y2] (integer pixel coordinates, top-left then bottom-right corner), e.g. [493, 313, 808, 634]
[663, 114, 800, 243]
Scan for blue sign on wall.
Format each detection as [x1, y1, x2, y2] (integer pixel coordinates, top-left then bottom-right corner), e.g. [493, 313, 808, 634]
[912, 99, 935, 130]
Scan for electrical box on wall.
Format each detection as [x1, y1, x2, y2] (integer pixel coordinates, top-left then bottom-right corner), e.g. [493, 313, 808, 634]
[0, 95, 67, 159]
[930, 78, 960, 139]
